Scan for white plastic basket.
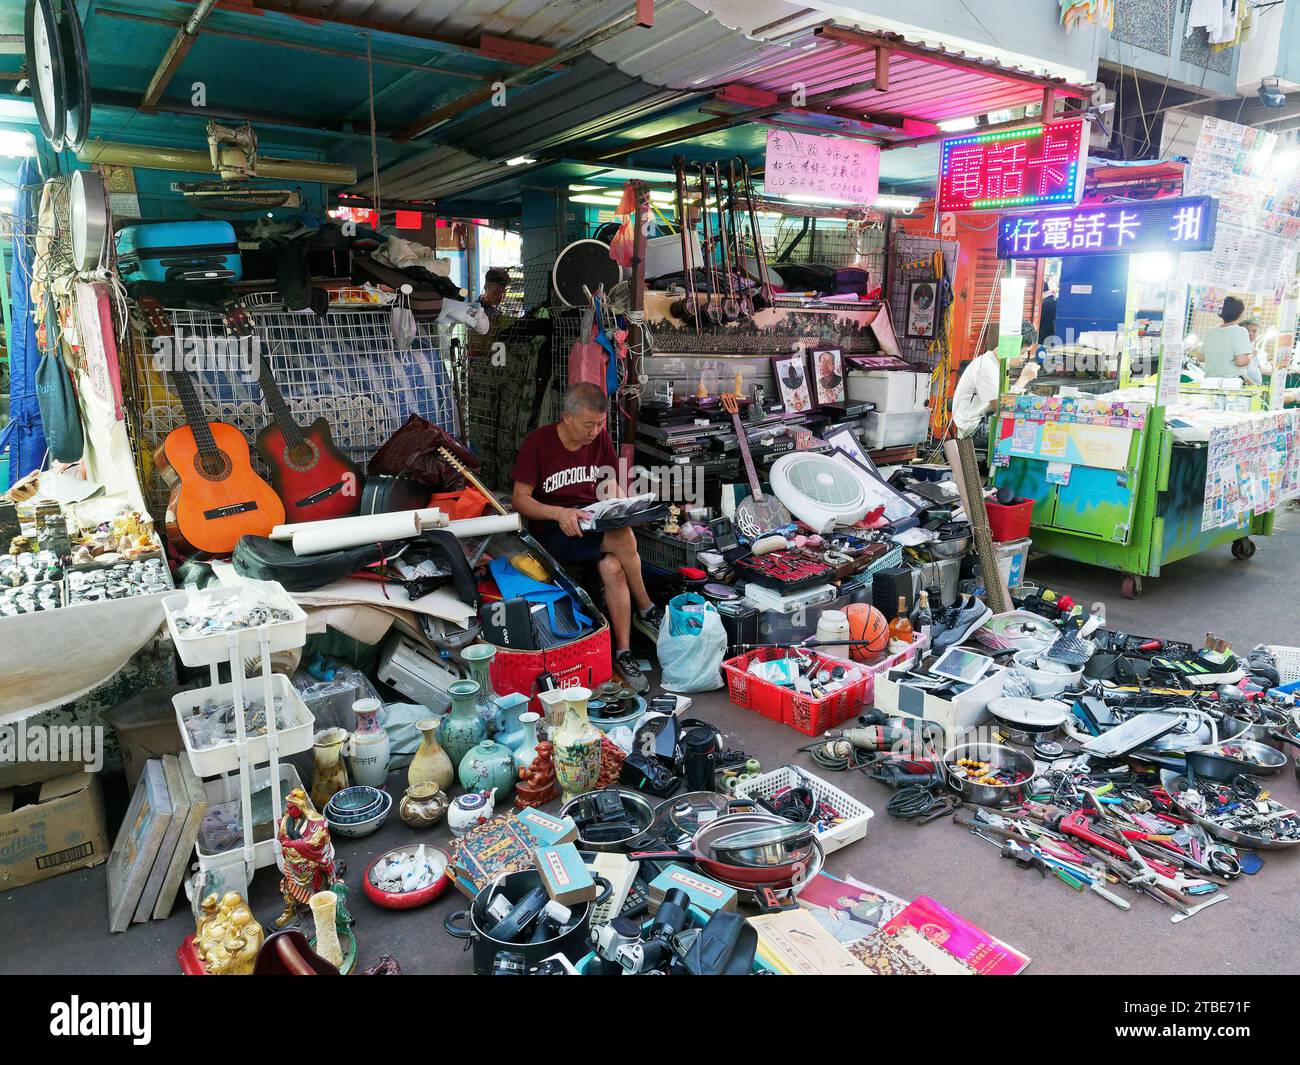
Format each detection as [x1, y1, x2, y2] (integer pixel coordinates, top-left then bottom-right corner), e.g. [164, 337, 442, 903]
[732, 766, 874, 855]
[195, 762, 305, 872]
[1267, 645, 1300, 686]
[163, 580, 307, 667]
[174, 673, 315, 777]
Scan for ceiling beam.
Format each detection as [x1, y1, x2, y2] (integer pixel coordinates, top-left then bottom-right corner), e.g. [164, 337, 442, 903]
[99, 8, 489, 81]
[816, 25, 1094, 99]
[394, 10, 649, 142]
[142, 0, 218, 111]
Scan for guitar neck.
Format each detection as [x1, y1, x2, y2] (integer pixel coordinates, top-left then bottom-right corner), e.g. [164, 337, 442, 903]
[172, 370, 220, 457]
[729, 411, 763, 499]
[257, 361, 304, 448]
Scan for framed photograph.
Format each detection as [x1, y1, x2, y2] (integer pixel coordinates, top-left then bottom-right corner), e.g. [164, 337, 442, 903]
[771, 350, 814, 414]
[905, 280, 938, 339]
[811, 347, 845, 406]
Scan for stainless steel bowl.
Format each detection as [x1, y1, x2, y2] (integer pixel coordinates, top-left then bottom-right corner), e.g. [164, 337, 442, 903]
[941, 742, 1036, 807]
[1164, 775, 1300, 850]
[1186, 740, 1288, 781]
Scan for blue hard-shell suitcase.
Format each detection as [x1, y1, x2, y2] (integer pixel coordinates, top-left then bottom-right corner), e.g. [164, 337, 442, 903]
[115, 220, 242, 283]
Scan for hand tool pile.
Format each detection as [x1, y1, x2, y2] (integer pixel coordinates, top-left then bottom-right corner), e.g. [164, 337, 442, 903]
[953, 758, 1248, 923]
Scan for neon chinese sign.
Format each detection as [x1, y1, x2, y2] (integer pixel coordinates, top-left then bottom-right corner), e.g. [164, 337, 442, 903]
[937, 119, 1087, 213]
[996, 196, 1219, 259]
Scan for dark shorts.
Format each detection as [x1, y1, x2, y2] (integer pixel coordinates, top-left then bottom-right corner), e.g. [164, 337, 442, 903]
[531, 522, 605, 565]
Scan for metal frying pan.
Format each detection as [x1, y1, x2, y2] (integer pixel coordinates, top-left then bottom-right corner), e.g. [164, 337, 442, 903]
[629, 813, 816, 888]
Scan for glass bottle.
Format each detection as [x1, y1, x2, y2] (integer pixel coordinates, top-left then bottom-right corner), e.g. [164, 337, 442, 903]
[888, 596, 914, 652]
[909, 591, 934, 644]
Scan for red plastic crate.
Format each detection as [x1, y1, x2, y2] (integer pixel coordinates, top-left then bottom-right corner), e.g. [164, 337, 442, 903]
[491, 622, 613, 710]
[722, 647, 874, 735]
[985, 497, 1033, 542]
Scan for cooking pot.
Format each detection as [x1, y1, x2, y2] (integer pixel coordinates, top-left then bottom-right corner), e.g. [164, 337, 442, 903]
[443, 868, 611, 975]
[560, 788, 659, 852]
[941, 742, 1035, 807]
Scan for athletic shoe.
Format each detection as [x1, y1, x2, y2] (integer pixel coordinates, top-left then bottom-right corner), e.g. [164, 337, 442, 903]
[614, 649, 650, 693]
[1244, 645, 1281, 688]
[1150, 648, 1245, 687]
[931, 595, 993, 652]
[632, 604, 664, 644]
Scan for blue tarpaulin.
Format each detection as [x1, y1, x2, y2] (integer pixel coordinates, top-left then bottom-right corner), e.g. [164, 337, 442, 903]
[1, 158, 46, 487]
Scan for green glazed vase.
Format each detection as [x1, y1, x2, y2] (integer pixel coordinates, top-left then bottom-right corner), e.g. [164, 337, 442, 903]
[439, 679, 487, 769]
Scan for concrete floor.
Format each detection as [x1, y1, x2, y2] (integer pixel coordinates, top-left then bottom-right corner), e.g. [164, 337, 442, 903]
[3, 508, 1297, 975]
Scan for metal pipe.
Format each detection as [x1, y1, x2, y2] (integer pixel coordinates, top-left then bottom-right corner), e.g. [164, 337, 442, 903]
[75, 140, 358, 184]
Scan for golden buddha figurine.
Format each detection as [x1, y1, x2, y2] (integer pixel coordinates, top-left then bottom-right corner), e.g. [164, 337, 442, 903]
[193, 890, 264, 975]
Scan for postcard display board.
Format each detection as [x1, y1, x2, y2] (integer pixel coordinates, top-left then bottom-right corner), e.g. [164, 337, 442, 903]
[1202, 410, 1300, 531]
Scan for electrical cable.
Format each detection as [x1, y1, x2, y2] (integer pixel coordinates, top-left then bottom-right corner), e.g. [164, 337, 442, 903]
[887, 785, 946, 820]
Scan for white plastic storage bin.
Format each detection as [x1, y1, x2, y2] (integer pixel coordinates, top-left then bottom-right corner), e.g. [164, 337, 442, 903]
[733, 766, 874, 855]
[846, 371, 930, 412]
[995, 538, 1031, 592]
[862, 409, 929, 449]
[195, 762, 304, 873]
[174, 673, 315, 777]
[163, 580, 307, 667]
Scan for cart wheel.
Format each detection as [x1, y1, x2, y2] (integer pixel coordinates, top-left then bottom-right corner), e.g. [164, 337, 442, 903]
[1121, 575, 1143, 600]
[1231, 537, 1256, 561]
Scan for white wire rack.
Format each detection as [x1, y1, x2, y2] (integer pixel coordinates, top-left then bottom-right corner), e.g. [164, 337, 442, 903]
[125, 305, 460, 518]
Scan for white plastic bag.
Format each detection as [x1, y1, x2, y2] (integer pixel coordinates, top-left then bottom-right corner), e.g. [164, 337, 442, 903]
[657, 593, 727, 692]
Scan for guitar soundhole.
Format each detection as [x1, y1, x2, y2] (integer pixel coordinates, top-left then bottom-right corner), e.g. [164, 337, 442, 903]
[195, 451, 233, 481]
[284, 440, 320, 473]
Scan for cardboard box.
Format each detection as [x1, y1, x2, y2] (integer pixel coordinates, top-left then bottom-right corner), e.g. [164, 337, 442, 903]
[0, 772, 108, 889]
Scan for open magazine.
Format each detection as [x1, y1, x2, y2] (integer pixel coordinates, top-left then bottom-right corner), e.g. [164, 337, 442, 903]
[577, 493, 663, 531]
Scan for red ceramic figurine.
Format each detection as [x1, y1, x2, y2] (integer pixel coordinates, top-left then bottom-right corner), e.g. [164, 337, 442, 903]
[275, 788, 338, 928]
[513, 740, 560, 809]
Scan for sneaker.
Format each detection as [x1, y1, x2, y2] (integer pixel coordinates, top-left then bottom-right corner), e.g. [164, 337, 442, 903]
[1150, 648, 1245, 687]
[614, 649, 650, 693]
[1244, 645, 1281, 688]
[632, 603, 664, 644]
[931, 595, 993, 652]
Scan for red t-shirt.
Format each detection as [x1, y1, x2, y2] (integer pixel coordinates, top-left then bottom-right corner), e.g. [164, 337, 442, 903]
[510, 423, 616, 511]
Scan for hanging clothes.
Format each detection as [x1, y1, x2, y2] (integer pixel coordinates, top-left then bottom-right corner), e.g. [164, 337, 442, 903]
[0, 159, 47, 488]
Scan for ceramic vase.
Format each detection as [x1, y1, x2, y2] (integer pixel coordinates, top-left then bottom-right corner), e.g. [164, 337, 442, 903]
[552, 688, 601, 803]
[348, 698, 391, 788]
[536, 687, 570, 732]
[461, 643, 501, 732]
[458, 739, 517, 796]
[513, 712, 542, 772]
[310, 728, 350, 810]
[409, 717, 454, 791]
[493, 692, 533, 750]
[399, 781, 450, 829]
[439, 680, 487, 770]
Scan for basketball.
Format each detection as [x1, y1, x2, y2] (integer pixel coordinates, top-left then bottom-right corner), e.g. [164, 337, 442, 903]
[845, 604, 888, 662]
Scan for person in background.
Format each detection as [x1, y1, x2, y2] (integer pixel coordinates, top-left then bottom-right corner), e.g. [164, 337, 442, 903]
[1038, 279, 1058, 347]
[950, 320, 1041, 437]
[1196, 296, 1254, 380]
[511, 382, 661, 692]
[479, 267, 511, 319]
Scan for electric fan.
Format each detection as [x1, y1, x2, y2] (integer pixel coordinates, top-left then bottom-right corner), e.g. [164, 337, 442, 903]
[769, 452, 880, 533]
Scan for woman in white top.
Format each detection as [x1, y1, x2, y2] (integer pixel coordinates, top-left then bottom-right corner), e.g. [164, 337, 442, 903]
[1197, 296, 1254, 379]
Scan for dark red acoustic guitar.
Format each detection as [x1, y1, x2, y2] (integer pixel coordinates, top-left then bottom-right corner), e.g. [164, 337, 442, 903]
[222, 301, 364, 523]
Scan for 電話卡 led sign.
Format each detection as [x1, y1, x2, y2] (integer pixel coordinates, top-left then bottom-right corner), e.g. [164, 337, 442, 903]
[937, 119, 1087, 213]
[996, 196, 1219, 259]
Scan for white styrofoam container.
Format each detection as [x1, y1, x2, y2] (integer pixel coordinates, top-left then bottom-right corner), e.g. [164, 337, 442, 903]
[862, 409, 929, 449]
[195, 762, 304, 872]
[846, 371, 930, 412]
[644, 231, 703, 279]
[163, 580, 307, 667]
[174, 673, 315, 777]
[733, 766, 874, 855]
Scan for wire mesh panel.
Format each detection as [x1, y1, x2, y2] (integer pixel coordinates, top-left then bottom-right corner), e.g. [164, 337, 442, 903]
[888, 233, 960, 370]
[124, 305, 458, 518]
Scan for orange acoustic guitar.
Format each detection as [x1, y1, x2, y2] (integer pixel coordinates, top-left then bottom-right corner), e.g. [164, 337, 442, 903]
[141, 297, 284, 554]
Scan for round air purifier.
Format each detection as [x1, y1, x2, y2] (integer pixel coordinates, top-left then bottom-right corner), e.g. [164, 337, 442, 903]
[769, 452, 876, 533]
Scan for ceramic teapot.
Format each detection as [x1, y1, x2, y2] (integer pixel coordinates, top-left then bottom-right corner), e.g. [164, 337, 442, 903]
[448, 788, 497, 837]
